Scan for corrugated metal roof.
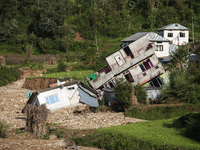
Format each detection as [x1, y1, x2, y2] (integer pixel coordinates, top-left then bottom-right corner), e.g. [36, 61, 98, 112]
[146, 32, 169, 42]
[157, 23, 190, 31]
[169, 44, 178, 54]
[121, 32, 149, 42]
[121, 32, 169, 42]
[78, 87, 99, 107]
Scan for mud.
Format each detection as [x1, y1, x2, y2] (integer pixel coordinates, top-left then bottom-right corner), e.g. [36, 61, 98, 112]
[22, 77, 57, 91]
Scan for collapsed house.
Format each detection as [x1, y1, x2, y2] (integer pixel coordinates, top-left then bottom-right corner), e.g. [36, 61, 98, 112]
[22, 81, 99, 112]
[86, 36, 169, 100]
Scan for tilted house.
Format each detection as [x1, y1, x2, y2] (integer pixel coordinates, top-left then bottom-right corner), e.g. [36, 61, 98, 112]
[157, 23, 190, 46]
[22, 81, 99, 112]
[86, 36, 166, 91]
[120, 32, 177, 58]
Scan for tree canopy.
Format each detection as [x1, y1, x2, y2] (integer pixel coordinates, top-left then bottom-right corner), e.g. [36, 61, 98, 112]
[0, 0, 199, 55]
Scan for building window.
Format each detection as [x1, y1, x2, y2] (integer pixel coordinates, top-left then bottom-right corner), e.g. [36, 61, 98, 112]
[139, 59, 154, 72]
[180, 32, 185, 37]
[46, 94, 59, 105]
[67, 87, 75, 90]
[168, 33, 173, 37]
[150, 77, 164, 87]
[146, 43, 153, 51]
[140, 64, 146, 72]
[124, 46, 134, 58]
[156, 45, 163, 51]
[143, 59, 153, 70]
[124, 73, 134, 83]
[175, 23, 178, 27]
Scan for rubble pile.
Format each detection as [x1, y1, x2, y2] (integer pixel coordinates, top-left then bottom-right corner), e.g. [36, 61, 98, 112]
[49, 111, 144, 129]
[0, 72, 144, 129]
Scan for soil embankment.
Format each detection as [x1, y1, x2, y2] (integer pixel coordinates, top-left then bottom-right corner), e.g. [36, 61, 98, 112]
[22, 77, 57, 91]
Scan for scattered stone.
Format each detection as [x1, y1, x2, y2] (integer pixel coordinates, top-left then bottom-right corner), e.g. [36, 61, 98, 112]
[49, 134, 57, 140]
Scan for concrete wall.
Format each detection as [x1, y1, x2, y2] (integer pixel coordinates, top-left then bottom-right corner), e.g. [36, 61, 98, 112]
[129, 65, 142, 77]
[150, 54, 159, 66]
[66, 84, 80, 105]
[106, 36, 149, 67]
[154, 41, 169, 58]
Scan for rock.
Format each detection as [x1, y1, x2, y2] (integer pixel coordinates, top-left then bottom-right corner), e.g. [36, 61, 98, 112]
[49, 134, 57, 140]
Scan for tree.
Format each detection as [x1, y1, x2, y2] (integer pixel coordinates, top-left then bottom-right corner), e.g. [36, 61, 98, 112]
[166, 45, 190, 71]
[114, 78, 133, 111]
[0, 19, 18, 42]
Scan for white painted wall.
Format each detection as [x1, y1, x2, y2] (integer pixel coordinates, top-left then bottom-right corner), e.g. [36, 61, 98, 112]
[154, 41, 169, 58]
[105, 51, 124, 67]
[150, 54, 159, 66]
[163, 30, 189, 45]
[129, 65, 142, 77]
[34, 87, 70, 111]
[106, 36, 149, 67]
[66, 85, 80, 105]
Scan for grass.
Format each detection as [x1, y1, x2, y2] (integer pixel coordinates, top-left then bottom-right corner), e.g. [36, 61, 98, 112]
[26, 70, 94, 84]
[124, 104, 198, 120]
[73, 118, 200, 150]
[0, 120, 10, 138]
[43, 70, 94, 79]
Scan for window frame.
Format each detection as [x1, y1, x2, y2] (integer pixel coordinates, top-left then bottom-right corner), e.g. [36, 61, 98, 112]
[168, 33, 173, 37]
[45, 94, 60, 105]
[180, 32, 185, 37]
[156, 45, 163, 51]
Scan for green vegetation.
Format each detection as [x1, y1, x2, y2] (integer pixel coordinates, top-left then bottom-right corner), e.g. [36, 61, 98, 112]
[72, 118, 200, 150]
[114, 78, 133, 111]
[162, 45, 200, 104]
[1, 0, 200, 71]
[134, 84, 147, 104]
[0, 120, 10, 138]
[125, 104, 200, 120]
[27, 70, 94, 84]
[0, 66, 20, 87]
[56, 59, 67, 72]
[173, 112, 200, 142]
[40, 123, 65, 140]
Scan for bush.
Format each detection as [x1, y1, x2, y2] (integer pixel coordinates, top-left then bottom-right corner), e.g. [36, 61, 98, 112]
[30, 62, 44, 70]
[57, 59, 67, 72]
[125, 104, 196, 120]
[21, 59, 32, 67]
[161, 69, 200, 104]
[134, 85, 147, 104]
[0, 66, 20, 87]
[0, 120, 10, 138]
[114, 78, 133, 111]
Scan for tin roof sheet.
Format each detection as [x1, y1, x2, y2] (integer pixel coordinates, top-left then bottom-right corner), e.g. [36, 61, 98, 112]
[121, 32, 169, 42]
[169, 44, 178, 54]
[157, 23, 190, 31]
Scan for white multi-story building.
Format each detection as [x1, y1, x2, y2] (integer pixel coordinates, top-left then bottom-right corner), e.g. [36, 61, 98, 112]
[157, 23, 190, 46]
